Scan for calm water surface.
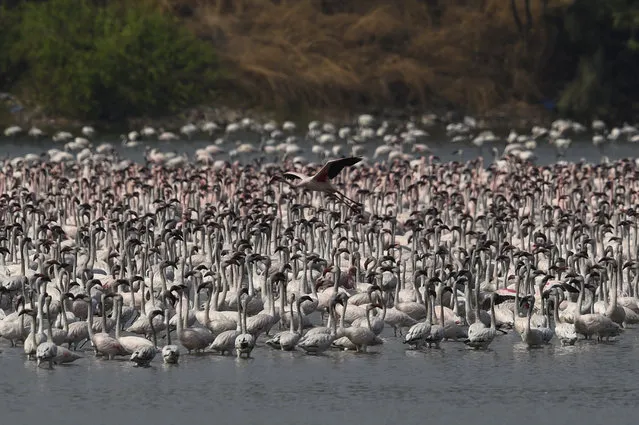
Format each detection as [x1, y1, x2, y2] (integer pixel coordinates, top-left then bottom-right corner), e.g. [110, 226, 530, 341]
[0, 326, 638, 425]
[0, 133, 637, 424]
[0, 131, 637, 165]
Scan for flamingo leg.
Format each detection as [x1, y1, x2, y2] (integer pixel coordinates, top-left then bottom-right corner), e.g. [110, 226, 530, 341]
[330, 191, 361, 212]
[327, 192, 355, 210]
[337, 190, 361, 207]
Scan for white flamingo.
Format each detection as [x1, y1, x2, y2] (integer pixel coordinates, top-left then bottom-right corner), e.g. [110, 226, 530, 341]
[549, 290, 577, 346]
[209, 289, 244, 355]
[403, 286, 435, 349]
[297, 296, 342, 355]
[235, 293, 255, 358]
[112, 295, 155, 355]
[520, 296, 545, 348]
[82, 282, 127, 360]
[266, 294, 310, 351]
[338, 297, 382, 353]
[465, 293, 503, 350]
[161, 307, 180, 364]
[129, 310, 161, 367]
[280, 157, 363, 210]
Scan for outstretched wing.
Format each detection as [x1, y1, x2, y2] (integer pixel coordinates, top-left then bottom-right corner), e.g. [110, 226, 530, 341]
[282, 171, 306, 180]
[315, 157, 362, 181]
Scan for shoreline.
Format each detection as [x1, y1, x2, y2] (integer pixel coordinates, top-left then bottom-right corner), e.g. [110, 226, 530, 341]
[0, 95, 558, 135]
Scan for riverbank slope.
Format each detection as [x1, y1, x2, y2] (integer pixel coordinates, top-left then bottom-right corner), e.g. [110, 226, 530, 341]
[1, 0, 638, 129]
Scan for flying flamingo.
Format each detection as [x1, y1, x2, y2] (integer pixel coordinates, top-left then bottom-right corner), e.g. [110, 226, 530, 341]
[279, 157, 363, 210]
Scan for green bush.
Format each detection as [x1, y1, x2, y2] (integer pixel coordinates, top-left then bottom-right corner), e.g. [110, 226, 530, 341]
[0, 6, 24, 91]
[557, 0, 639, 119]
[8, 0, 221, 120]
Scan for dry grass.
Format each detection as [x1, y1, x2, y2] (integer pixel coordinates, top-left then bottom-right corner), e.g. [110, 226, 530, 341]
[152, 0, 569, 114]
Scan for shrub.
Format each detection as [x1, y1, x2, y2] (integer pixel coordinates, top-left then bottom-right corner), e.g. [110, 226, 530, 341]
[10, 0, 221, 121]
[557, 0, 639, 119]
[0, 6, 24, 91]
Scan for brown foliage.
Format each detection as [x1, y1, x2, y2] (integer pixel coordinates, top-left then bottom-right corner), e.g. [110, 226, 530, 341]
[151, 0, 567, 114]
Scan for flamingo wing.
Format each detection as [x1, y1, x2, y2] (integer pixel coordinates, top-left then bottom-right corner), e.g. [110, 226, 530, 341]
[314, 157, 362, 181]
[494, 288, 517, 297]
[282, 171, 307, 180]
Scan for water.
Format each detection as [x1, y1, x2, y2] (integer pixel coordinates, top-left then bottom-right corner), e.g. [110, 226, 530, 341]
[0, 133, 637, 424]
[1, 326, 638, 425]
[0, 132, 638, 166]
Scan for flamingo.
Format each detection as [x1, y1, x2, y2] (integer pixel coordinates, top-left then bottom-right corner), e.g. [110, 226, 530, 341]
[160, 307, 180, 364]
[40, 294, 82, 367]
[338, 295, 381, 353]
[549, 290, 577, 346]
[402, 286, 436, 349]
[112, 295, 155, 355]
[297, 295, 342, 355]
[279, 157, 363, 210]
[464, 293, 504, 350]
[129, 309, 161, 367]
[235, 293, 255, 358]
[0, 295, 27, 346]
[81, 281, 127, 360]
[573, 275, 622, 341]
[266, 294, 311, 351]
[209, 289, 245, 355]
[520, 296, 546, 348]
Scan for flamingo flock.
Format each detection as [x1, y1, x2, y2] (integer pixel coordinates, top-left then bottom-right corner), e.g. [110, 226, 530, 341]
[5, 113, 639, 166]
[0, 114, 638, 371]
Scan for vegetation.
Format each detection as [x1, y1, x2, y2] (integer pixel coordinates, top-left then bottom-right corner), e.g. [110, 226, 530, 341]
[1, 0, 639, 122]
[0, 0, 221, 120]
[557, 0, 639, 118]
